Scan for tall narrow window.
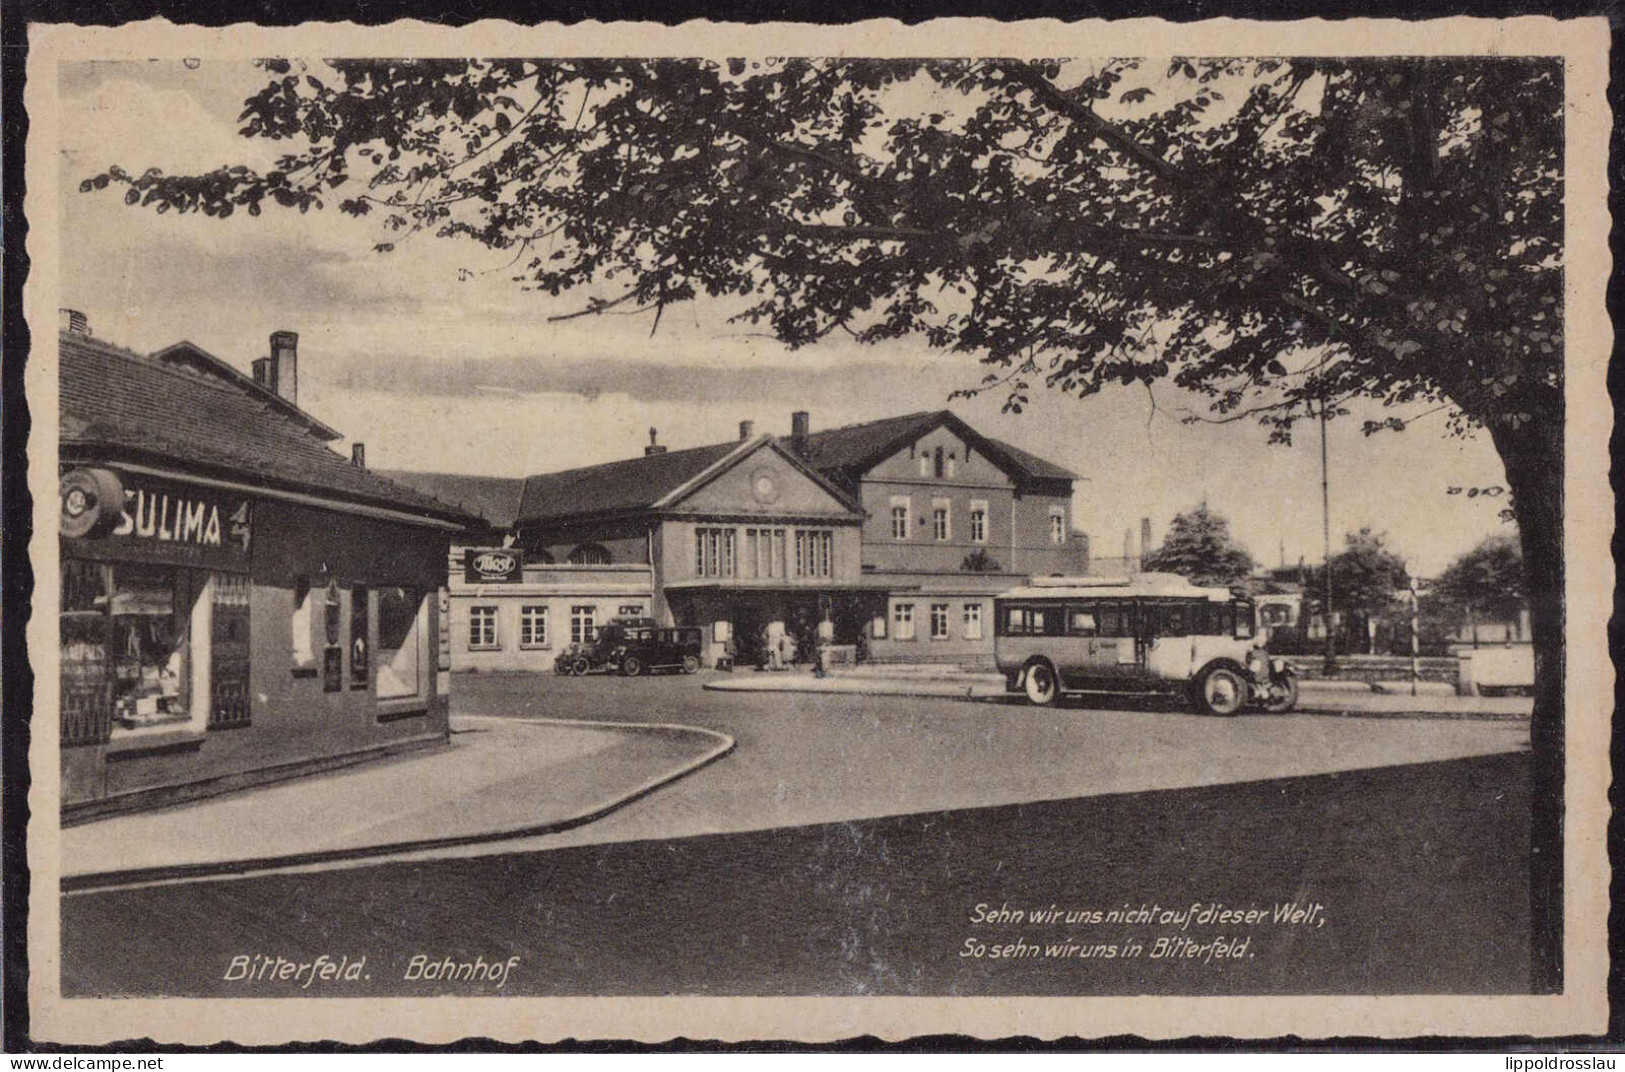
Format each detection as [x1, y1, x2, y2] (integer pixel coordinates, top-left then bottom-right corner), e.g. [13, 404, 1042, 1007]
[962, 603, 984, 640]
[917, 453, 930, 477]
[934, 446, 945, 478]
[291, 576, 316, 671]
[893, 602, 916, 640]
[571, 605, 597, 644]
[469, 605, 499, 650]
[520, 605, 548, 648]
[695, 528, 736, 577]
[890, 496, 910, 540]
[1050, 507, 1066, 545]
[930, 603, 950, 640]
[376, 586, 426, 700]
[933, 499, 951, 541]
[970, 500, 988, 544]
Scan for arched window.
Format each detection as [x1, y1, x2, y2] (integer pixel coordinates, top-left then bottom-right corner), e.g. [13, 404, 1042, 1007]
[934, 446, 945, 478]
[567, 544, 612, 565]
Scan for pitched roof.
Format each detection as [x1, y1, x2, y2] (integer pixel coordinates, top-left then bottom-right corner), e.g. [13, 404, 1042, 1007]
[797, 409, 1078, 482]
[375, 470, 529, 530]
[515, 439, 747, 524]
[59, 331, 480, 526]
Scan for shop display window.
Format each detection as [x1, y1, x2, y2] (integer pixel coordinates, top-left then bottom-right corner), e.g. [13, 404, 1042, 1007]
[376, 585, 426, 700]
[108, 564, 211, 734]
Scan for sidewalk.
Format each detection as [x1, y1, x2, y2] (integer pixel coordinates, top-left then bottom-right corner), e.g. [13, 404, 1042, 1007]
[705, 669, 1532, 719]
[62, 714, 733, 891]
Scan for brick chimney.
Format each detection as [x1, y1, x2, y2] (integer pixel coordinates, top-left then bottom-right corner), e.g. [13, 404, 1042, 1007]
[791, 410, 810, 455]
[269, 330, 299, 405]
[351, 443, 366, 468]
[739, 419, 755, 441]
[644, 427, 668, 456]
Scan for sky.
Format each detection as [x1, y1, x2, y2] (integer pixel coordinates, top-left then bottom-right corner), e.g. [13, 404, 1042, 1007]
[56, 59, 1517, 576]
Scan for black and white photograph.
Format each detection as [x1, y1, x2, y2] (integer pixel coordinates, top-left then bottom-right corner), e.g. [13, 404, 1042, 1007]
[21, 16, 1612, 1044]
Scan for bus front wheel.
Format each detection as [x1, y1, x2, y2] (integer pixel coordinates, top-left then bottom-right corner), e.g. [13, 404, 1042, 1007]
[1024, 661, 1060, 707]
[1194, 665, 1247, 717]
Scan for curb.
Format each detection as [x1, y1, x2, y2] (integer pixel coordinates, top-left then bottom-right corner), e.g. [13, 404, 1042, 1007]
[703, 676, 1526, 720]
[62, 716, 735, 895]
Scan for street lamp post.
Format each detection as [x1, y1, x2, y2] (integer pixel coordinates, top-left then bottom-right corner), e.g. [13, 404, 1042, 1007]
[1319, 400, 1338, 676]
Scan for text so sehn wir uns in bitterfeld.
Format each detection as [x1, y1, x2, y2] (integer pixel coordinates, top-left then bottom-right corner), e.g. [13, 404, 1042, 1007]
[961, 900, 1328, 965]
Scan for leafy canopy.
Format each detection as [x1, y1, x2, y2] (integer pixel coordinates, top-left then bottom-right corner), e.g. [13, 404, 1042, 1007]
[1142, 502, 1255, 587]
[85, 55, 1562, 443]
[1431, 532, 1526, 620]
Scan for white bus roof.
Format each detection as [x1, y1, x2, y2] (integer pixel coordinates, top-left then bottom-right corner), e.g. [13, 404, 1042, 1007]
[999, 572, 1237, 603]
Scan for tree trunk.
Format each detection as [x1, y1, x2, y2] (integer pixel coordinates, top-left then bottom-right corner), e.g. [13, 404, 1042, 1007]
[1489, 415, 1564, 994]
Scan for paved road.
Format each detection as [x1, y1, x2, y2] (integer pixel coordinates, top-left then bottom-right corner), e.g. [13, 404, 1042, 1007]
[58, 674, 1533, 998]
[432, 671, 1526, 859]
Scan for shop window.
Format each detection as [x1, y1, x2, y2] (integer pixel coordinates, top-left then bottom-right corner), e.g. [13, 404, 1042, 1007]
[962, 603, 984, 640]
[108, 564, 211, 736]
[520, 605, 549, 648]
[932, 500, 951, 541]
[893, 602, 916, 641]
[469, 605, 500, 650]
[568, 543, 613, 566]
[376, 586, 427, 700]
[60, 560, 113, 746]
[930, 603, 950, 640]
[571, 605, 597, 645]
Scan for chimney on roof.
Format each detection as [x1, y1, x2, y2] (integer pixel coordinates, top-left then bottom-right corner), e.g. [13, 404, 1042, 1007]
[791, 410, 810, 455]
[269, 330, 299, 406]
[739, 419, 755, 441]
[59, 308, 90, 336]
[252, 357, 275, 391]
[351, 443, 366, 468]
[644, 427, 667, 456]
[1140, 517, 1153, 558]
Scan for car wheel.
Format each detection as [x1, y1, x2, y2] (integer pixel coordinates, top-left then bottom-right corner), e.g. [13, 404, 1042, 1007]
[1195, 665, 1248, 716]
[1024, 661, 1059, 707]
[569, 657, 589, 676]
[681, 655, 700, 675]
[621, 655, 643, 677]
[1259, 674, 1299, 714]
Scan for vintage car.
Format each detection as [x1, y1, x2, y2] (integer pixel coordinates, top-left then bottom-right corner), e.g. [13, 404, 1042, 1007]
[554, 617, 704, 676]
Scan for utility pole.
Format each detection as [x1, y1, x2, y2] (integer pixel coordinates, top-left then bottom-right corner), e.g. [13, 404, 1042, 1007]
[1408, 576, 1420, 697]
[1319, 400, 1338, 675]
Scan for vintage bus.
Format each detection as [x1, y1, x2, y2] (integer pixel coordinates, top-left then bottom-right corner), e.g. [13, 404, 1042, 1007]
[993, 573, 1298, 715]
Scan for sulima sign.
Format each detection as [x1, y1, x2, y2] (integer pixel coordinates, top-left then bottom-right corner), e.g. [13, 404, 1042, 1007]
[61, 468, 252, 567]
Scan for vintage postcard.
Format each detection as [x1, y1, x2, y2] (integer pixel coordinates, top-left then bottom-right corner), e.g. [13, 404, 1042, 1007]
[23, 16, 1612, 1044]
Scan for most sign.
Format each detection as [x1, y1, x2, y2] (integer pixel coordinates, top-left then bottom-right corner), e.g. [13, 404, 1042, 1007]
[464, 547, 524, 584]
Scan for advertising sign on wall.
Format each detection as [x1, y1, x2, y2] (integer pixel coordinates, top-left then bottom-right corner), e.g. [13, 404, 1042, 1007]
[62, 468, 253, 571]
[463, 547, 523, 584]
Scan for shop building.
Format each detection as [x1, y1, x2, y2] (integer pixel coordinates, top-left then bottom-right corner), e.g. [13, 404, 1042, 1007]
[57, 318, 479, 820]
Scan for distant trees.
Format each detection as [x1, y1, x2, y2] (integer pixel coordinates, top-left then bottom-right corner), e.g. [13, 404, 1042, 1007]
[1432, 533, 1526, 622]
[1142, 503, 1255, 587]
[1304, 527, 1410, 653]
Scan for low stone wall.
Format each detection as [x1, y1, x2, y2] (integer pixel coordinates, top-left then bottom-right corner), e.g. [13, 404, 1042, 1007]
[865, 651, 998, 670]
[1284, 653, 1461, 687]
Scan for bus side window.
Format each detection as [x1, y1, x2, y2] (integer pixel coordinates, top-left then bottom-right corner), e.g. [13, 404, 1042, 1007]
[1164, 605, 1187, 636]
[1030, 608, 1048, 635]
[1068, 607, 1098, 636]
[1006, 606, 1027, 635]
[1099, 604, 1124, 636]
